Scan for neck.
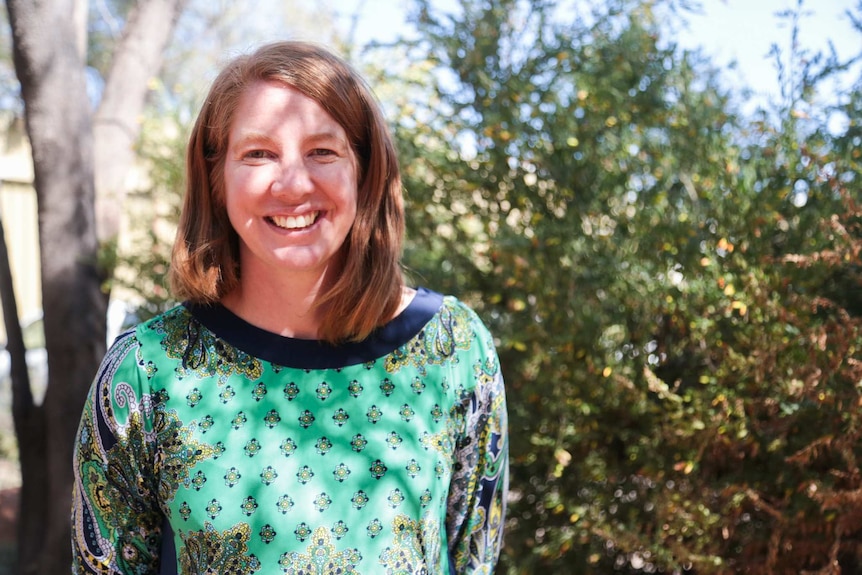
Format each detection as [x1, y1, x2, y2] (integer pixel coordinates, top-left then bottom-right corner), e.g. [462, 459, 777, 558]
[221, 265, 331, 340]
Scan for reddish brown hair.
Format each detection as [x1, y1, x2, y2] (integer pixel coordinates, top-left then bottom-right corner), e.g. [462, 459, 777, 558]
[170, 41, 405, 343]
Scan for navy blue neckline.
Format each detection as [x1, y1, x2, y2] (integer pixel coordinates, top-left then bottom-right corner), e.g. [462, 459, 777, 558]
[185, 287, 443, 370]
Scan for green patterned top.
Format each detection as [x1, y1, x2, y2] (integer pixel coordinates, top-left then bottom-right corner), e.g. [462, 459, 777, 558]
[72, 288, 508, 574]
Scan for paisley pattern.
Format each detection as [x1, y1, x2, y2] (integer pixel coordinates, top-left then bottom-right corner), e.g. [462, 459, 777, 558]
[279, 527, 362, 574]
[446, 359, 508, 572]
[72, 290, 507, 574]
[151, 306, 263, 385]
[384, 301, 474, 376]
[154, 410, 218, 505]
[178, 522, 261, 574]
[378, 515, 430, 574]
[72, 331, 163, 574]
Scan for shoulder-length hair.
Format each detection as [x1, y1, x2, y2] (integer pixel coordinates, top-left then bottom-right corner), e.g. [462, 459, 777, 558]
[170, 41, 405, 343]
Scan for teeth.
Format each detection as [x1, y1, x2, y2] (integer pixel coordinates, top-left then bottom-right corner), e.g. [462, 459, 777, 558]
[271, 212, 318, 230]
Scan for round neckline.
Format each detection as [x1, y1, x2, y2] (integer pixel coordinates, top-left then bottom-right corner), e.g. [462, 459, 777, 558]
[185, 287, 443, 369]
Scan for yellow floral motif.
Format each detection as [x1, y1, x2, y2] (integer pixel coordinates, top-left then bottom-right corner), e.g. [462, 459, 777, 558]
[152, 307, 263, 384]
[153, 409, 218, 504]
[279, 526, 362, 574]
[378, 515, 431, 574]
[384, 299, 474, 375]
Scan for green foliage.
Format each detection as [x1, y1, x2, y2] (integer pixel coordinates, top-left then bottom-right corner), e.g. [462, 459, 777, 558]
[86, 0, 137, 77]
[389, 0, 862, 572]
[109, 0, 862, 570]
[110, 112, 185, 320]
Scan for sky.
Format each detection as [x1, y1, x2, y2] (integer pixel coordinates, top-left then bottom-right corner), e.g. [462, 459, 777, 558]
[338, 0, 860, 113]
[676, 0, 859, 109]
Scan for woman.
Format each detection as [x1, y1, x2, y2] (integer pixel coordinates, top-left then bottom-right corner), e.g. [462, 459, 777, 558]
[72, 41, 508, 574]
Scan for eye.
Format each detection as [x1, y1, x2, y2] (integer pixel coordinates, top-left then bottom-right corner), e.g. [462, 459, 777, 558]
[244, 149, 274, 160]
[308, 148, 342, 163]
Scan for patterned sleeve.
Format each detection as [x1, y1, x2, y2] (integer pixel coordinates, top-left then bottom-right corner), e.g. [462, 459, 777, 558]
[446, 315, 509, 574]
[72, 330, 164, 574]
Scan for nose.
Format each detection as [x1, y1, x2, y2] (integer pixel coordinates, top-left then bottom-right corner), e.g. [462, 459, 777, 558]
[270, 156, 313, 198]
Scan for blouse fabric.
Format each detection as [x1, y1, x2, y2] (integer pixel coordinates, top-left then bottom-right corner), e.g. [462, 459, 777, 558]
[72, 288, 508, 574]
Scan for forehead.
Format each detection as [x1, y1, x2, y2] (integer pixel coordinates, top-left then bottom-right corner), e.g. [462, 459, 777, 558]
[229, 80, 347, 140]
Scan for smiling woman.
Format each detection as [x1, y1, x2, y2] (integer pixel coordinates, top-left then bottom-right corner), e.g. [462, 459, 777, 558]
[170, 42, 406, 344]
[71, 41, 508, 575]
[219, 80, 360, 338]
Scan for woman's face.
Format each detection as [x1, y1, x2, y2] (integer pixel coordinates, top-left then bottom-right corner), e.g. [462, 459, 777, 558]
[223, 80, 358, 283]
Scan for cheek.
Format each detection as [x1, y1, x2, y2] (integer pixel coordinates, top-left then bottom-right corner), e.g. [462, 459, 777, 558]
[221, 175, 253, 227]
[322, 170, 358, 216]
[223, 169, 250, 200]
[343, 188, 359, 223]
[342, 190, 360, 239]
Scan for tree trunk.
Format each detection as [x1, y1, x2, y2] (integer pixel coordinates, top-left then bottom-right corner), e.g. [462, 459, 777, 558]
[4, 0, 189, 570]
[94, 0, 187, 245]
[0, 199, 43, 575]
[5, 0, 105, 572]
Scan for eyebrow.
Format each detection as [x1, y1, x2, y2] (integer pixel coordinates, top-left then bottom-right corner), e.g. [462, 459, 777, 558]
[304, 131, 350, 147]
[229, 132, 276, 150]
[229, 130, 349, 149]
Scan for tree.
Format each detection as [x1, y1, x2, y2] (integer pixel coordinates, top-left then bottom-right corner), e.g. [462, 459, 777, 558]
[93, 0, 189, 246]
[2, 0, 184, 571]
[390, 0, 862, 572]
[22, 0, 857, 570]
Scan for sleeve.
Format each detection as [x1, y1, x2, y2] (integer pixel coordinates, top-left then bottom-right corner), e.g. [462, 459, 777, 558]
[71, 330, 164, 574]
[446, 317, 509, 574]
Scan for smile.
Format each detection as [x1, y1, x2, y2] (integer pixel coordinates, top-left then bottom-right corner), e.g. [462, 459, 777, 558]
[268, 211, 320, 230]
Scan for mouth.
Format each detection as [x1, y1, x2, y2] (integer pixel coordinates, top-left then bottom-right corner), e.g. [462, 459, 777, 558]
[268, 211, 320, 230]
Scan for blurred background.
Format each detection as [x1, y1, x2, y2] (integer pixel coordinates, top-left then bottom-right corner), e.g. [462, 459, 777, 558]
[0, 0, 860, 573]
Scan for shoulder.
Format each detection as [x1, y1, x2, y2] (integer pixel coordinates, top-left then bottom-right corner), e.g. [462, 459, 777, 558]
[91, 310, 183, 426]
[433, 292, 495, 342]
[100, 303, 196, 380]
[129, 303, 203, 356]
[412, 289, 499, 361]
[136, 303, 196, 335]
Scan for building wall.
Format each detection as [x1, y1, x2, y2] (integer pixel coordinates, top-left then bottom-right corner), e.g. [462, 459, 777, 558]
[0, 121, 41, 340]
[0, 180, 40, 325]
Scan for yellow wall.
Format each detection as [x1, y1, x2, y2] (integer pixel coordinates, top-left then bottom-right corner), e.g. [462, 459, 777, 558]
[0, 121, 41, 341]
[0, 180, 41, 326]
